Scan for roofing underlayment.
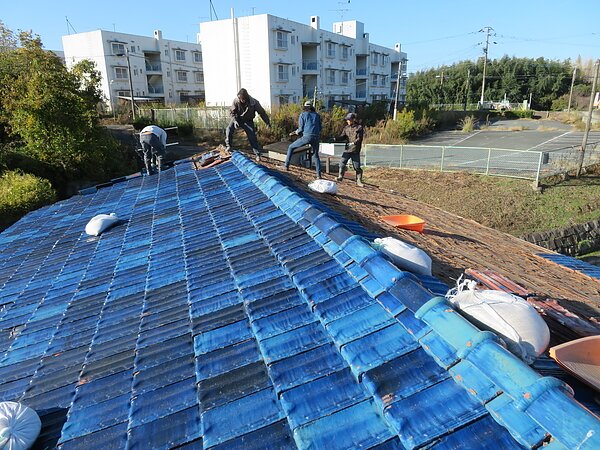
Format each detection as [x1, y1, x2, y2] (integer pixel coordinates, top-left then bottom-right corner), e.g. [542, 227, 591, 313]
[0, 153, 598, 449]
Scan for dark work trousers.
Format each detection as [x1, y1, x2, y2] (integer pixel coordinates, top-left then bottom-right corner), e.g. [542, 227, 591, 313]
[340, 151, 363, 175]
[140, 133, 165, 175]
[285, 134, 321, 178]
[225, 119, 262, 156]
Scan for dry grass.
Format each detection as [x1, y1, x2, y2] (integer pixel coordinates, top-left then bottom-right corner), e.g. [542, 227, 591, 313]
[480, 125, 529, 131]
[364, 167, 600, 237]
[458, 115, 477, 133]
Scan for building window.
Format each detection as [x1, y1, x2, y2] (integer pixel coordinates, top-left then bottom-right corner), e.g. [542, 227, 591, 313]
[111, 43, 125, 55]
[326, 69, 336, 84]
[326, 42, 336, 58]
[340, 71, 349, 85]
[130, 45, 135, 53]
[176, 70, 188, 82]
[278, 95, 290, 105]
[371, 74, 378, 86]
[276, 31, 288, 49]
[114, 67, 128, 79]
[381, 75, 387, 86]
[340, 46, 348, 60]
[372, 52, 379, 65]
[164, 49, 169, 57]
[193, 52, 202, 63]
[175, 50, 186, 61]
[277, 64, 289, 82]
[194, 71, 204, 83]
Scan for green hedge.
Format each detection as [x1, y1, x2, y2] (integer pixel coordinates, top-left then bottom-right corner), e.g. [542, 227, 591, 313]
[0, 171, 57, 231]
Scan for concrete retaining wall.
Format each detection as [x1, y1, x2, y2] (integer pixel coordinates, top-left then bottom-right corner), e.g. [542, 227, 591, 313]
[521, 219, 600, 256]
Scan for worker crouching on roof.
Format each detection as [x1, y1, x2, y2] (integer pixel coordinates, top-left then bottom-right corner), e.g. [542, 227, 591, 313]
[139, 124, 167, 175]
[285, 101, 322, 179]
[225, 88, 271, 161]
[336, 113, 364, 187]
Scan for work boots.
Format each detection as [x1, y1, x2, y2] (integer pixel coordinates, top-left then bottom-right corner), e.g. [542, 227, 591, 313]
[356, 172, 364, 187]
[336, 167, 346, 182]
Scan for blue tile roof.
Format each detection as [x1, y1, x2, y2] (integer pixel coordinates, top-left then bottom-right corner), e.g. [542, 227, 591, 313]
[536, 252, 600, 280]
[0, 152, 598, 449]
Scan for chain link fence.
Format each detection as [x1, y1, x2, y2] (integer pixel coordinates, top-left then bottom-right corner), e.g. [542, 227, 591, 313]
[364, 142, 600, 184]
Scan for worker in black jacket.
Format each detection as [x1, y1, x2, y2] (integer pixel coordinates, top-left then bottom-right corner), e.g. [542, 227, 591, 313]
[225, 88, 270, 161]
[336, 113, 364, 187]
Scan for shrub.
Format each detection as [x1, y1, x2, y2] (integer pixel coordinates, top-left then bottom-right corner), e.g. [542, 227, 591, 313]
[459, 115, 477, 132]
[364, 110, 433, 144]
[504, 110, 534, 119]
[0, 170, 57, 230]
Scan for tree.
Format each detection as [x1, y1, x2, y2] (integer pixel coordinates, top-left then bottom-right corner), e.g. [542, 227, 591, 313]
[406, 56, 577, 110]
[0, 26, 135, 191]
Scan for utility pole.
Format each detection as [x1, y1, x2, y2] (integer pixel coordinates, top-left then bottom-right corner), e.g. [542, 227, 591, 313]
[464, 67, 471, 111]
[123, 49, 136, 121]
[567, 67, 577, 113]
[393, 64, 401, 120]
[313, 85, 317, 107]
[479, 26, 494, 106]
[576, 59, 599, 178]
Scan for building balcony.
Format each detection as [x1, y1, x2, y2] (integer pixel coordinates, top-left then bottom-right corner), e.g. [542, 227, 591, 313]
[148, 85, 164, 95]
[356, 69, 367, 77]
[145, 63, 162, 73]
[302, 59, 318, 71]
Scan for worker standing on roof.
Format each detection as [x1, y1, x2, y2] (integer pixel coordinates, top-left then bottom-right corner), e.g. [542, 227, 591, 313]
[225, 88, 271, 161]
[336, 113, 364, 187]
[284, 101, 322, 179]
[139, 124, 167, 175]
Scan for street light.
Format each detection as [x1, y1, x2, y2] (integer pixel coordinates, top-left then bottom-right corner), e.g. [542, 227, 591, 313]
[116, 49, 136, 120]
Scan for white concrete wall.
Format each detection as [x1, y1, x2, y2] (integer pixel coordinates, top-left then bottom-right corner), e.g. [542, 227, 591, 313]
[199, 14, 406, 110]
[62, 30, 204, 110]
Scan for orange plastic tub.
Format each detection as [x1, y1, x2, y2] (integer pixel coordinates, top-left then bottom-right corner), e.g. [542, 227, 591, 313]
[380, 215, 426, 233]
[549, 336, 600, 392]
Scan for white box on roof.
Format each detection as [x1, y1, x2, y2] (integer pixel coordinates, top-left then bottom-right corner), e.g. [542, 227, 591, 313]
[319, 143, 347, 156]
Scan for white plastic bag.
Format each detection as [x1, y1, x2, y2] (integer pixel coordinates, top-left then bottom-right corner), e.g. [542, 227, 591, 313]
[446, 277, 550, 364]
[308, 179, 337, 194]
[0, 401, 41, 450]
[373, 237, 432, 276]
[85, 213, 119, 236]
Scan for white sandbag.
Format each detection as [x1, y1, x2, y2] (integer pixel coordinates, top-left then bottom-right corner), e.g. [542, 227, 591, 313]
[446, 278, 550, 364]
[308, 179, 337, 194]
[0, 401, 42, 450]
[85, 213, 119, 236]
[373, 237, 432, 276]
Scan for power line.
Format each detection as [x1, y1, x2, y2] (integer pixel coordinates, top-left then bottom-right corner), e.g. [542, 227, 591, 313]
[403, 31, 477, 46]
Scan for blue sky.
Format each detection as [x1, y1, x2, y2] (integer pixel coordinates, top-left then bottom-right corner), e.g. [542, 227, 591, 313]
[3, 0, 599, 72]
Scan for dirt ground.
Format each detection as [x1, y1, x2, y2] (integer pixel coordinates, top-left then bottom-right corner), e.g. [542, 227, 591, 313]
[249, 153, 600, 323]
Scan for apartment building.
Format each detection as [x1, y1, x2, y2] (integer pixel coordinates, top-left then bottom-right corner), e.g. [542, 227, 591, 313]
[198, 14, 407, 110]
[62, 30, 205, 112]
